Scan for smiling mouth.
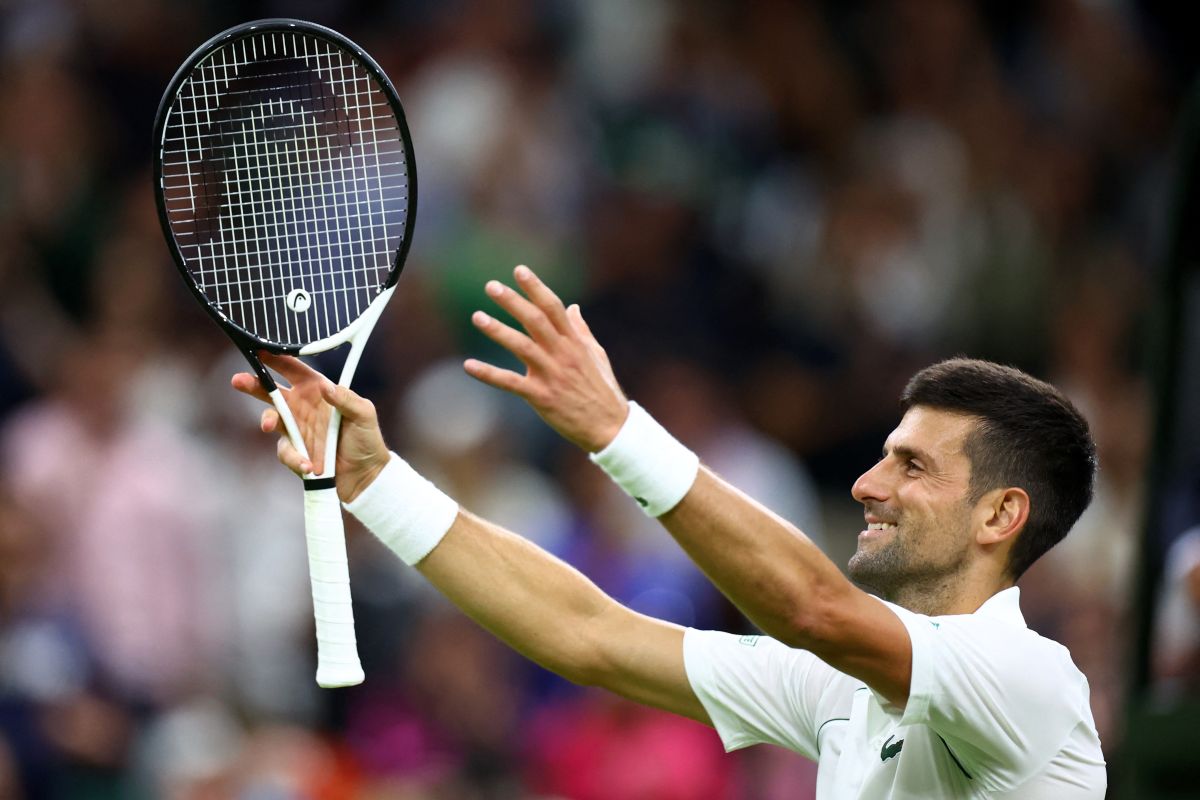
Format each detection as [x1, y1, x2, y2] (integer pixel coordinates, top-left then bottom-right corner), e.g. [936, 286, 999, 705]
[859, 521, 898, 541]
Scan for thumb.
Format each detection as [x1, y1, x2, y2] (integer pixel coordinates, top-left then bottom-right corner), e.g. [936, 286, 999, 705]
[320, 380, 374, 422]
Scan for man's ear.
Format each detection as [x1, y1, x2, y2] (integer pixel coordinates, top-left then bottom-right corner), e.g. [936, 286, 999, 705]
[975, 487, 1030, 548]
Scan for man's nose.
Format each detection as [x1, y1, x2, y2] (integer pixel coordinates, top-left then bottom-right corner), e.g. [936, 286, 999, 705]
[851, 459, 889, 505]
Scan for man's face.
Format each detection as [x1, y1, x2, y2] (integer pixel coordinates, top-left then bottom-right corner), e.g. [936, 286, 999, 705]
[848, 406, 979, 598]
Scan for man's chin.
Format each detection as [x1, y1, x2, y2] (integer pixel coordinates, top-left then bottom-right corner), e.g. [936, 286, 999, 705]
[846, 552, 869, 582]
[847, 550, 894, 593]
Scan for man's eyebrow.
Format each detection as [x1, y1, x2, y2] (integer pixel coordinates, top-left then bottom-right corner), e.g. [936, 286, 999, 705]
[883, 443, 937, 467]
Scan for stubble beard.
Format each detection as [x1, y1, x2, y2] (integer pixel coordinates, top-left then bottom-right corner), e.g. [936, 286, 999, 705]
[847, 515, 972, 612]
[847, 526, 918, 600]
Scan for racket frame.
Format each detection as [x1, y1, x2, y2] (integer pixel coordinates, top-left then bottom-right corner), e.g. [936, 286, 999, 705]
[152, 18, 417, 688]
[152, 17, 417, 389]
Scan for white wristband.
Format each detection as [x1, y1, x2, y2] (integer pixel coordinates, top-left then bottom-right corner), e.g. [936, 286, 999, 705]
[589, 401, 700, 517]
[342, 452, 459, 566]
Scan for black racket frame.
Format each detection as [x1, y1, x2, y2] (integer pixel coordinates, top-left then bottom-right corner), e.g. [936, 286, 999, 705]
[152, 18, 417, 390]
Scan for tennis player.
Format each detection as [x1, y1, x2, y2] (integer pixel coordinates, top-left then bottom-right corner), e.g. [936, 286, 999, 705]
[233, 265, 1106, 798]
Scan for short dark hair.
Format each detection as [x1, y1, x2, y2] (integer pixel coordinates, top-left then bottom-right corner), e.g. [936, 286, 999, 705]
[900, 358, 1097, 579]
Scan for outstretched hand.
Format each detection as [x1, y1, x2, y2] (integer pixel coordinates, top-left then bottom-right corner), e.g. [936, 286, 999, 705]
[463, 265, 629, 452]
[230, 352, 390, 503]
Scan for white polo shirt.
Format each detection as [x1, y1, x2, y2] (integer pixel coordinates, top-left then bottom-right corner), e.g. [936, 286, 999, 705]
[684, 588, 1106, 798]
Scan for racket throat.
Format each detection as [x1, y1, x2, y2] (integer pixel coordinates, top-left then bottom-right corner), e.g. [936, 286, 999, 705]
[248, 353, 278, 392]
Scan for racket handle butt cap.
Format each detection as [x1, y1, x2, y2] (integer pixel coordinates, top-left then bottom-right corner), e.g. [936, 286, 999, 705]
[316, 664, 365, 688]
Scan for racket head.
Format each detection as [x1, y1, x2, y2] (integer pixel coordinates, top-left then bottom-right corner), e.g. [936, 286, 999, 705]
[153, 19, 416, 363]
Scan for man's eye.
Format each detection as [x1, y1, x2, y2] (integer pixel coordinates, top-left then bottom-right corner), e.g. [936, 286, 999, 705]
[906, 460, 922, 473]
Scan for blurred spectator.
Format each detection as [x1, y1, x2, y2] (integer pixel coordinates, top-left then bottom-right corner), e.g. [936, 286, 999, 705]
[2, 328, 218, 705]
[343, 607, 527, 797]
[0, 485, 134, 797]
[1153, 528, 1200, 695]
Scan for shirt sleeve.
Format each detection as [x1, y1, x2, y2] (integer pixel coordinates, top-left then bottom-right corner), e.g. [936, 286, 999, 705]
[884, 602, 1093, 792]
[683, 628, 844, 759]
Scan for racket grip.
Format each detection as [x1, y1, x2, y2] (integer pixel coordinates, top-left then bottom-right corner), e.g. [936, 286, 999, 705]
[303, 484, 365, 688]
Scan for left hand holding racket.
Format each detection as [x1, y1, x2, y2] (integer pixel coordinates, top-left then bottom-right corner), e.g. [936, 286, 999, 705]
[231, 353, 390, 504]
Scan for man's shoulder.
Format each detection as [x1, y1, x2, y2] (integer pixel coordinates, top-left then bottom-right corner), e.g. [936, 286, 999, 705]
[891, 603, 1102, 792]
[874, 593, 1091, 700]
[940, 607, 1079, 658]
[929, 608, 1092, 700]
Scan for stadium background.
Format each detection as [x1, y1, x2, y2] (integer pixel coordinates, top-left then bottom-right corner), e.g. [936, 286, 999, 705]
[0, 0, 1195, 797]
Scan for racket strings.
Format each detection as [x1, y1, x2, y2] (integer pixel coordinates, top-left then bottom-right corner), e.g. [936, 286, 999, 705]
[160, 30, 409, 347]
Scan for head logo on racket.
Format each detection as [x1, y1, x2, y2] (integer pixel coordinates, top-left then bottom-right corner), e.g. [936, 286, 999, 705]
[286, 288, 312, 313]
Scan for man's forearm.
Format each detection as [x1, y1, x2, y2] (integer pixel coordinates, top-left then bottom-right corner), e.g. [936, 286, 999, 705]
[657, 467, 854, 649]
[415, 509, 615, 682]
[584, 403, 855, 650]
[650, 466, 911, 707]
[412, 509, 708, 721]
[341, 449, 706, 718]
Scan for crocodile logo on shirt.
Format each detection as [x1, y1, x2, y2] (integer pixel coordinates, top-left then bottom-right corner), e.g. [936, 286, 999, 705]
[881, 734, 904, 762]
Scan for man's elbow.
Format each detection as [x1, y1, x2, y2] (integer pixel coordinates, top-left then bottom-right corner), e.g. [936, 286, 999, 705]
[530, 605, 631, 689]
[532, 630, 609, 688]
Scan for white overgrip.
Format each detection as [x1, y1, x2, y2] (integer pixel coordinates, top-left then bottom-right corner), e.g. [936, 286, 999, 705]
[304, 486, 365, 687]
[268, 387, 364, 687]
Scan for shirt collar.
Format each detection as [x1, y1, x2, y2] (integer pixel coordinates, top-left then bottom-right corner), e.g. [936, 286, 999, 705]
[971, 586, 1026, 627]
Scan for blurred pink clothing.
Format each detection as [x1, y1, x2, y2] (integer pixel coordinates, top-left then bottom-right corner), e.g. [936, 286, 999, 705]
[4, 399, 216, 701]
[526, 693, 737, 800]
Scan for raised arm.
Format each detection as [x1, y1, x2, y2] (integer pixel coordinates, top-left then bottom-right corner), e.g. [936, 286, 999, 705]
[231, 354, 707, 722]
[463, 266, 912, 706]
[418, 508, 702, 718]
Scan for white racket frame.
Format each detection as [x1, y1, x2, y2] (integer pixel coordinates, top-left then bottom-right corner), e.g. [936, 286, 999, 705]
[267, 283, 395, 688]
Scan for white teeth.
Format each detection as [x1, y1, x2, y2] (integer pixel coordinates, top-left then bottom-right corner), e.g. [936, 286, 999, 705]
[867, 522, 897, 531]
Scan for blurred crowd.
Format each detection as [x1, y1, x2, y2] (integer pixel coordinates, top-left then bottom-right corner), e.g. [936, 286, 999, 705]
[0, 0, 1192, 797]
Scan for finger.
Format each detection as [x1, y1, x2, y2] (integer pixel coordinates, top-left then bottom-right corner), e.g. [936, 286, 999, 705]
[277, 435, 314, 475]
[566, 303, 591, 337]
[513, 265, 571, 332]
[260, 352, 321, 385]
[567, 304, 612, 367]
[231, 372, 272, 404]
[463, 358, 529, 398]
[472, 310, 550, 369]
[318, 380, 377, 425]
[260, 407, 281, 433]
[566, 303, 597, 345]
[485, 279, 559, 343]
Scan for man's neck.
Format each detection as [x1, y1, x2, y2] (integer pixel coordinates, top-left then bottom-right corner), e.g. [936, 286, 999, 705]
[886, 574, 1015, 616]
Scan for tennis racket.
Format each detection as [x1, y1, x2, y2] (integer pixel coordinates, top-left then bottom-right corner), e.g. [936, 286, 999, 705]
[153, 19, 417, 687]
